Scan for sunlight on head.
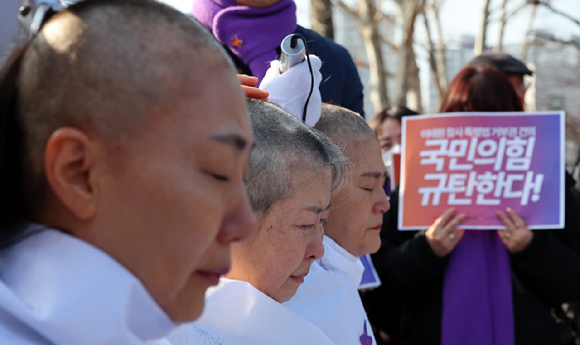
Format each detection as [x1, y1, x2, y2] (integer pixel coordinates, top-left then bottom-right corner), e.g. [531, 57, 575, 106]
[42, 12, 85, 59]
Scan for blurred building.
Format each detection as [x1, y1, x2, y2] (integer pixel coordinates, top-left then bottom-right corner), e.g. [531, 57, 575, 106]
[426, 32, 580, 167]
[526, 31, 580, 168]
[426, 35, 475, 112]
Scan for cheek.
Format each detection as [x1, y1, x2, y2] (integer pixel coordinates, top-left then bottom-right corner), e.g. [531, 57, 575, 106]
[261, 231, 307, 295]
[119, 168, 226, 302]
[346, 192, 374, 235]
[156, 175, 226, 262]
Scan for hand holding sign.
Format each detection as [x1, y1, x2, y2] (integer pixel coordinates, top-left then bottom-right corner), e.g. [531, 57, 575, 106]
[497, 207, 533, 253]
[399, 112, 565, 230]
[425, 208, 466, 257]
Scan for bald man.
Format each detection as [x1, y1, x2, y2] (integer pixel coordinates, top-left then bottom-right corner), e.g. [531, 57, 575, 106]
[0, 0, 255, 343]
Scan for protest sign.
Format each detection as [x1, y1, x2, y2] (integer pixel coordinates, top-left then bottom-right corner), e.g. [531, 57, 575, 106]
[392, 153, 401, 186]
[382, 149, 401, 192]
[399, 111, 564, 230]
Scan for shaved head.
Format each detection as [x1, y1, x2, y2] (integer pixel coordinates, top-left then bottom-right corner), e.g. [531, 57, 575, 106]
[16, 0, 232, 212]
[314, 103, 377, 147]
[1, 0, 256, 322]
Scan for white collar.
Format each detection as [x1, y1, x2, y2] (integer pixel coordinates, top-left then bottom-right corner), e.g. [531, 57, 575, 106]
[169, 278, 334, 345]
[0, 224, 175, 344]
[318, 235, 365, 286]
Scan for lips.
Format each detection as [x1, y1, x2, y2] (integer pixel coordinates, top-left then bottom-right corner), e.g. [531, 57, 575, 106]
[195, 267, 230, 286]
[289, 271, 309, 284]
[369, 224, 382, 230]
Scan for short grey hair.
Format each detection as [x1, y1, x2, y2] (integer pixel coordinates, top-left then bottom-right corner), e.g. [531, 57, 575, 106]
[246, 99, 349, 215]
[314, 103, 378, 146]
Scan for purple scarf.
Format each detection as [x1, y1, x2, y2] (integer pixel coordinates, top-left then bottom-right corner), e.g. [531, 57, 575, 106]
[442, 230, 514, 345]
[193, 0, 297, 82]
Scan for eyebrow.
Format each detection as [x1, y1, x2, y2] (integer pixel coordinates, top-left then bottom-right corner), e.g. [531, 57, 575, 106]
[304, 202, 332, 214]
[210, 134, 250, 151]
[361, 171, 388, 179]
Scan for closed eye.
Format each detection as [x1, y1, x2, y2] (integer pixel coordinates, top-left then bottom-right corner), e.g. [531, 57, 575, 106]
[205, 171, 230, 182]
[300, 218, 327, 230]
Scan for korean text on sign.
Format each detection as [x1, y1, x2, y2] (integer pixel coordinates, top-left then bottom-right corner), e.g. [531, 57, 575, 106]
[399, 112, 564, 230]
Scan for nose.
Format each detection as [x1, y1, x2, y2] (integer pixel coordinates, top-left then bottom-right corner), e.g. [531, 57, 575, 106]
[217, 181, 256, 244]
[373, 185, 390, 214]
[305, 224, 325, 260]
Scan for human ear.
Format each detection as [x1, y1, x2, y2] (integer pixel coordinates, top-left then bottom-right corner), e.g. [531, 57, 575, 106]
[44, 127, 99, 220]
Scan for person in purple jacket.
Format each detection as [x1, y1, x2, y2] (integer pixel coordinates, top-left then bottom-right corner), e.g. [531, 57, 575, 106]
[192, 0, 366, 117]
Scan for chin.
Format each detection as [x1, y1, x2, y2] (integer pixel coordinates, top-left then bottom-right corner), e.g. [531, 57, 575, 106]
[161, 288, 206, 323]
[364, 235, 382, 255]
[274, 291, 296, 304]
[271, 282, 300, 303]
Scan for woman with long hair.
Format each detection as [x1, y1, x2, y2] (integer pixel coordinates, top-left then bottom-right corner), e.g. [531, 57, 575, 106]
[365, 66, 580, 345]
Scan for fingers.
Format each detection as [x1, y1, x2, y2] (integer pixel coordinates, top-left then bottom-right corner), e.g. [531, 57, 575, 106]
[446, 213, 466, 231]
[445, 214, 465, 241]
[426, 210, 465, 257]
[506, 207, 526, 229]
[496, 210, 515, 230]
[238, 74, 258, 87]
[496, 208, 533, 253]
[241, 85, 269, 100]
[435, 208, 455, 228]
[238, 74, 269, 100]
[498, 229, 512, 242]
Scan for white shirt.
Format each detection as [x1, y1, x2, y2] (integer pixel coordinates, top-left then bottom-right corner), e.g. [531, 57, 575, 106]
[0, 224, 175, 345]
[283, 236, 377, 345]
[169, 278, 335, 345]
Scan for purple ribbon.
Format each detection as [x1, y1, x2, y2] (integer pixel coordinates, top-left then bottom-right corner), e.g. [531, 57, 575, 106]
[193, 0, 297, 83]
[442, 230, 514, 345]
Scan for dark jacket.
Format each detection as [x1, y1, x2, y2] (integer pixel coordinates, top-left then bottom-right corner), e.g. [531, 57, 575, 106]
[363, 172, 580, 345]
[225, 25, 365, 118]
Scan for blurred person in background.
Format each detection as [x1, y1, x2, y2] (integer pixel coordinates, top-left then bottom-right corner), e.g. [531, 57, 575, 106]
[363, 66, 580, 345]
[368, 106, 418, 197]
[467, 52, 533, 109]
[370, 106, 419, 153]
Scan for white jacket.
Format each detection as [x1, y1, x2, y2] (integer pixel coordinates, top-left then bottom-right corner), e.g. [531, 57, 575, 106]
[283, 236, 377, 345]
[0, 224, 175, 345]
[169, 278, 335, 345]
